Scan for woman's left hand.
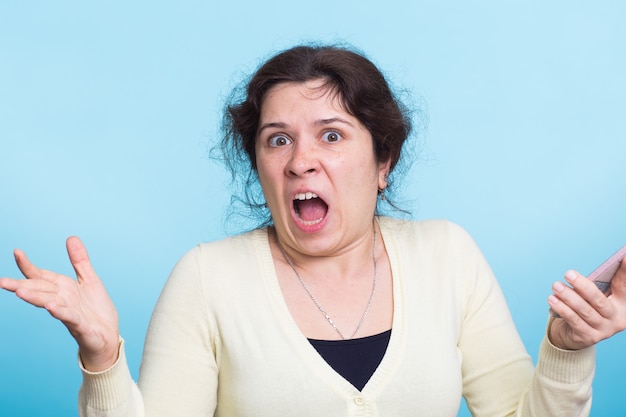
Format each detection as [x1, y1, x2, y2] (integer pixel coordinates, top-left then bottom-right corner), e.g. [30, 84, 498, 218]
[548, 258, 626, 350]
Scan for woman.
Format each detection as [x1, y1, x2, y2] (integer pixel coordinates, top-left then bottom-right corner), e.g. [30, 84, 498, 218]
[2, 44, 626, 416]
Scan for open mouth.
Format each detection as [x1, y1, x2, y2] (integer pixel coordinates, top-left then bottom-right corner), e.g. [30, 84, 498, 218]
[293, 192, 328, 226]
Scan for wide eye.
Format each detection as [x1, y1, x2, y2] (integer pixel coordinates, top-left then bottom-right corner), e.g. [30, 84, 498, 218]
[322, 131, 342, 143]
[268, 135, 292, 147]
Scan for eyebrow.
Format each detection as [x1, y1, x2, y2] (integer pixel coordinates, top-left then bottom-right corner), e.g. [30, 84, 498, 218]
[257, 122, 288, 135]
[257, 117, 355, 135]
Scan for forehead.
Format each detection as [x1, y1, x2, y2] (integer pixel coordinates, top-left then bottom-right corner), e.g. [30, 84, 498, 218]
[260, 80, 347, 118]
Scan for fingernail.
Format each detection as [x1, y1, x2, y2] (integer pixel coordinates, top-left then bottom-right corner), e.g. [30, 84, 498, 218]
[565, 270, 577, 282]
[548, 295, 559, 305]
[553, 282, 565, 292]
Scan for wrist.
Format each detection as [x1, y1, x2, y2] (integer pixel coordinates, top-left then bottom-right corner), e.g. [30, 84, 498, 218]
[79, 337, 122, 372]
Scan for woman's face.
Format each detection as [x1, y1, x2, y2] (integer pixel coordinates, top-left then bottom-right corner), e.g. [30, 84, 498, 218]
[255, 79, 390, 256]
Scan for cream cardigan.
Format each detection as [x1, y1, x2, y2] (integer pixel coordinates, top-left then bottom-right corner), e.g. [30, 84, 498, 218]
[79, 217, 594, 416]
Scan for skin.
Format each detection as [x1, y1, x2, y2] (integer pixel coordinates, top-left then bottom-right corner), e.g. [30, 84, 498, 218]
[548, 262, 626, 350]
[1, 79, 626, 374]
[255, 79, 393, 339]
[0, 237, 119, 371]
[255, 79, 390, 259]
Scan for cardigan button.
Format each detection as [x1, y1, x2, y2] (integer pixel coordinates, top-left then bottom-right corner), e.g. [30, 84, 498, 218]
[354, 396, 364, 406]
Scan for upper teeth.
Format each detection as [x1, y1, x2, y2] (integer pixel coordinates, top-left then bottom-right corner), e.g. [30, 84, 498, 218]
[294, 192, 318, 201]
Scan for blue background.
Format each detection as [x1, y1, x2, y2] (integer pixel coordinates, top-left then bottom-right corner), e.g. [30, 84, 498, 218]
[1, 1, 625, 415]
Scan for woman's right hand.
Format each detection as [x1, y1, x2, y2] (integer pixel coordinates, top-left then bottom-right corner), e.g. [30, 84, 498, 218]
[0, 236, 120, 372]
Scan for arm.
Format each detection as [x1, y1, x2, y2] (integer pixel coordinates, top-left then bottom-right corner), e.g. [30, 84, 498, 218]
[2, 239, 219, 416]
[454, 227, 594, 417]
[0, 238, 140, 415]
[79, 340, 145, 417]
[78, 246, 219, 416]
[136, 246, 219, 416]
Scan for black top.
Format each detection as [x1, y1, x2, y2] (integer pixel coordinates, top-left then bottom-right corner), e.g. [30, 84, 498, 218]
[309, 329, 392, 391]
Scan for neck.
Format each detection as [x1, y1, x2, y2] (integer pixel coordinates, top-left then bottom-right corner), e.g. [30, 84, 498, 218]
[271, 220, 378, 283]
[273, 221, 380, 340]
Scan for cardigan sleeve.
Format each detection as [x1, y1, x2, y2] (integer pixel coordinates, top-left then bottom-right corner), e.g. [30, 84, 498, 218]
[517, 329, 594, 417]
[454, 224, 594, 417]
[78, 340, 144, 417]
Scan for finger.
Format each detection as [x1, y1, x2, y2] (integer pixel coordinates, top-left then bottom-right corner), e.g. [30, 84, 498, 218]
[14, 279, 59, 294]
[13, 283, 62, 309]
[549, 282, 585, 322]
[0, 276, 57, 297]
[66, 236, 97, 284]
[547, 310, 600, 350]
[44, 299, 80, 325]
[0, 277, 21, 292]
[567, 269, 616, 319]
[551, 271, 606, 325]
[13, 249, 46, 281]
[13, 249, 66, 286]
[548, 282, 606, 350]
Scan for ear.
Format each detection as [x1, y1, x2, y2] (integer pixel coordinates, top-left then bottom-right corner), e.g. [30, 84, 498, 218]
[377, 159, 391, 190]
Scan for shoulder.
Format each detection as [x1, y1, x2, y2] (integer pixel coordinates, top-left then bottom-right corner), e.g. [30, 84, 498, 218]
[379, 217, 496, 301]
[378, 216, 475, 247]
[167, 228, 268, 280]
[163, 228, 270, 299]
[378, 216, 486, 272]
[196, 228, 266, 258]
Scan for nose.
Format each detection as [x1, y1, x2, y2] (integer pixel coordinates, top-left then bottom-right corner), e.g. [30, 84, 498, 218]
[286, 139, 319, 177]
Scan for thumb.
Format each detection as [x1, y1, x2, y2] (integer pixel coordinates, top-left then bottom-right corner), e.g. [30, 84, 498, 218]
[66, 236, 96, 283]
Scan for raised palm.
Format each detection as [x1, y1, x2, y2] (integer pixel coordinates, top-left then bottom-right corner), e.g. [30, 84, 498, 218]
[0, 237, 120, 371]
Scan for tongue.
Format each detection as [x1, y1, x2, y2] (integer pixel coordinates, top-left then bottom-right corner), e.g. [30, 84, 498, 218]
[297, 198, 328, 222]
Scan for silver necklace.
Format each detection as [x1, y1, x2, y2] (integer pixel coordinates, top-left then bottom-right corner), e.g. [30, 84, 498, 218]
[276, 224, 377, 340]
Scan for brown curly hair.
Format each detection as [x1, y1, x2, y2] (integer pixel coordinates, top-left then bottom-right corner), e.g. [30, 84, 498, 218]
[219, 43, 415, 226]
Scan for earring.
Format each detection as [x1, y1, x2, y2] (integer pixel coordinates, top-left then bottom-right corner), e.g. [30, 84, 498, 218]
[379, 172, 389, 201]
